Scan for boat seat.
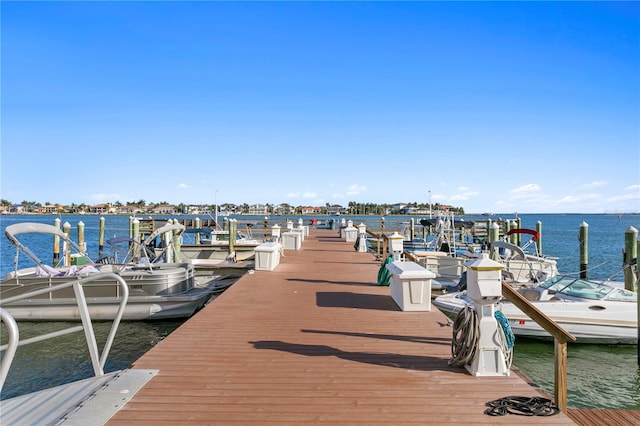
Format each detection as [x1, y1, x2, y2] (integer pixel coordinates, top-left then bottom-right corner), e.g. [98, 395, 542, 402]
[520, 288, 541, 302]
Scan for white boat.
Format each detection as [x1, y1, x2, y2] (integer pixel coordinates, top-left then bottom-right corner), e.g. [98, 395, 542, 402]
[0, 222, 226, 321]
[432, 275, 637, 344]
[177, 227, 263, 262]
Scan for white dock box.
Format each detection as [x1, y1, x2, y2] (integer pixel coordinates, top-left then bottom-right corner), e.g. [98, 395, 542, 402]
[254, 242, 281, 271]
[282, 231, 301, 250]
[386, 261, 436, 311]
[344, 226, 358, 242]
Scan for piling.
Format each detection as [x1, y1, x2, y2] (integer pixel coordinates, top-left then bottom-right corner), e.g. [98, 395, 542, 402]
[637, 236, 640, 365]
[77, 221, 86, 252]
[410, 218, 415, 241]
[504, 220, 512, 244]
[516, 218, 523, 246]
[163, 225, 173, 263]
[132, 219, 140, 262]
[52, 218, 61, 266]
[579, 222, 588, 279]
[489, 222, 499, 260]
[228, 219, 237, 257]
[172, 219, 182, 262]
[98, 217, 105, 256]
[536, 220, 543, 256]
[624, 226, 637, 292]
[62, 222, 71, 266]
[194, 217, 201, 244]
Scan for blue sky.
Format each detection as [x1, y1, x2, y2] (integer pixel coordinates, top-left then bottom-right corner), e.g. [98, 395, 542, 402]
[1, 1, 639, 214]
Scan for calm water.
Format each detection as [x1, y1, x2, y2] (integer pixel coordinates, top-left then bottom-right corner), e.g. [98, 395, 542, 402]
[1, 213, 639, 409]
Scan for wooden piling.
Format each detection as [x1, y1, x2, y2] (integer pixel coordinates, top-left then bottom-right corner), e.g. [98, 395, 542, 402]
[62, 222, 71, 266]
[98, 217, 105, 256]
[624, 226, 637, 292]
[228, 219, 237, 257]
[536, 220, 543, 256]
[489, 222, 499, 260]
[172, 219, 182, 262]
[53, 218, 61, 266]
[132, 219, 140, 262]
[579, 222, 588, 279]
[194, 217, 201, 245]
[77, 221, 86, 252]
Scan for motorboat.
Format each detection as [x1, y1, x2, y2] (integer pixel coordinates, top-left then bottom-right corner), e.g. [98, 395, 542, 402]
[432, 275, 637, 344]
[178, 228, 263, 262]
[0, 222, 227, 321]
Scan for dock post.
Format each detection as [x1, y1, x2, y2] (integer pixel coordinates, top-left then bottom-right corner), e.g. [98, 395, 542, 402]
[579, 222, 588, 279]
[229, 219, 237, 258]
[132, 219, 140, 262]
[636, 236, 640, 365]
[98, 217, 105, 256]
[53, 217, 61, 266]
[506, 220, 513, 244]
[516, 218, 522, 246]
[173, 219, 182, 262]
[380, 217, 386, 260]
[536, 220, 543, 256]
[77, 221, 86, 252]
[624, 226, 637, 292]
[195, 217, 201, 245]
[489, 222, 499, 260]
[62, 222, 71, 266]
[410, 218, 415, 241]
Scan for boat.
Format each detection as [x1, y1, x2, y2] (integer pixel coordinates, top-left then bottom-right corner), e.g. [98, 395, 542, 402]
[488, 228, 558, 284]
[0, 222, 227, 321]
[178, 227, 263, 262]
[432, 274, 637, 344]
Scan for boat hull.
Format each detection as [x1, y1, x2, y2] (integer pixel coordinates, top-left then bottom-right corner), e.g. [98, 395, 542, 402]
[432, 293, 638, 345]
[0, 263, 222, 321]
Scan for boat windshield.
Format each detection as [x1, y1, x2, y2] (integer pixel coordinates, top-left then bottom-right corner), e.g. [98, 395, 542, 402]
[538, 275, 634, 301]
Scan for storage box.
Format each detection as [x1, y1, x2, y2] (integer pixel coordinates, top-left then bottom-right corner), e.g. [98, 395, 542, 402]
[254, 242, 281, 271]
[385, 261, 436, 311]
[282, 231, 301, 250]
[344, 226, 358, 242]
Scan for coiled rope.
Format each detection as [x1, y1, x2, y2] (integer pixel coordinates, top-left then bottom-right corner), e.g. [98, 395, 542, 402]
[448, 305, 514, 369]
[484, 396, 559, 416]
[448, 305, 478, 367]
[494, 309, 514, 369]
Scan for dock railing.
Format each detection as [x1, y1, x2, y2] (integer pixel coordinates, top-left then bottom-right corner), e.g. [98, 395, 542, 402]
[0, 273, 129, 392]
[500, 283, 576, 412]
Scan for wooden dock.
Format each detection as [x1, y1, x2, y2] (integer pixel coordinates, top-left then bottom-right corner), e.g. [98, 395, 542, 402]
[106, 229, 633, 425]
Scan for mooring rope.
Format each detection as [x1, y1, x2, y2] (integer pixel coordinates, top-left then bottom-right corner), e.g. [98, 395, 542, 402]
[484, 396, 560, 416]
[448, 305, 478, 367]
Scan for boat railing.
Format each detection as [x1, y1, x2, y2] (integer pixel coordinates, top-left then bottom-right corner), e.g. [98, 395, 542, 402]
[0, 272, 129, 393]
[500, 282, 576, 412]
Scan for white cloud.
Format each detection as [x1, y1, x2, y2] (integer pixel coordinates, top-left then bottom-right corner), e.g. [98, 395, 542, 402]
[556, 194, 599, 204]
[449, 188, 479, 201]
[624, 184, 640, 191]
[606, 192, 640, 202]
[579, 180, 607, 190]
[177, 183, 190, 189]
[346, 184, 367, 195]
[510, 184, 541, 194]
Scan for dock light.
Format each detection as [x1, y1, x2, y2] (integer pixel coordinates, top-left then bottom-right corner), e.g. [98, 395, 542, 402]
[388, 232, 404, 261]
[464, 253, 509, 377]
[286, 220, 294, 230]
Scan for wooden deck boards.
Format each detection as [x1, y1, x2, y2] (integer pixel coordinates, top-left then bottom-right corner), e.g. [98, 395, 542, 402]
[107, 229, 591, 424]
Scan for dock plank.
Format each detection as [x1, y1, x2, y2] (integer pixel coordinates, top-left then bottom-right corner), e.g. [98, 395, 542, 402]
[108, 229, 578, 425]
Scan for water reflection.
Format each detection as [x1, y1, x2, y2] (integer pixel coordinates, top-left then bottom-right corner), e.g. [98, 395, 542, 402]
[1, 319, 183, 400]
